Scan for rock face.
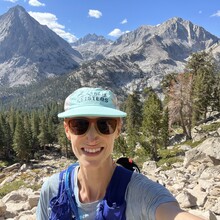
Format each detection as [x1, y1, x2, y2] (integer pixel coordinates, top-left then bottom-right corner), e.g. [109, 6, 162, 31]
[1, 5, 220, 92]
[71, 33, 112, 61]
[0, 5, 82, 87]
[73, 17, 220, 90]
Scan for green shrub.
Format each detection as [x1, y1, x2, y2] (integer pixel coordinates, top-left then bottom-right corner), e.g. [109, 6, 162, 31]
[182, 139, 204, 148]
[201, 122, 220, 132]
[0, 180, 26, 198]
[158, 147, 184, 158]
[156, 147, 184, 170]
[157, 157, 183, 170]
[0, 160, 11, 168]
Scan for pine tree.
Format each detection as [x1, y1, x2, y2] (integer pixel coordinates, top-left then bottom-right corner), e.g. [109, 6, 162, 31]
[43, 102, 60, 146]
[13, 114, 31, 162]
[8, 108, 16, 138]
[0, 113, 13, 159]
[186, 51, 213, 77]
[0, 113, 4, 158]
[187, 52, 216, 125]
[141, 91, 163, 161]
[38, 114, 50, 150]
[57, 122, 72, 158]
[212, 73, 220, 111]
[124, 91, 142, 157]
[23, 114, 34, 157]
[161, 107, 169, 148]
[30, 111, 40, 152]
[47, 115, 56, 144]
[114, 135, 128, 156]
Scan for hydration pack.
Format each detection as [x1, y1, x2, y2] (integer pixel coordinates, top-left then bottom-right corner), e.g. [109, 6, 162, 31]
[116, 157, 140, 173]
[49, 164, 133, 220]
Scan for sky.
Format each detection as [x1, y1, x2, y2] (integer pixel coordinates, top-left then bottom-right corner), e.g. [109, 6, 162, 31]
[0, 0, 220, 43]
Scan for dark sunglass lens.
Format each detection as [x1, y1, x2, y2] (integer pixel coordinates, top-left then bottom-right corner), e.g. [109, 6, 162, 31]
[97, 119, 117, 134]
[69, 119, 89, 135]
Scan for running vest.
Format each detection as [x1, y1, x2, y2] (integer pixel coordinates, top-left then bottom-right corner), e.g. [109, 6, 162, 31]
[49, 164, 133, 220]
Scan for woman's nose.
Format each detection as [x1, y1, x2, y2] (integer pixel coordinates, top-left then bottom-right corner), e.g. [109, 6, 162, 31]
[86, 122, 99, 141]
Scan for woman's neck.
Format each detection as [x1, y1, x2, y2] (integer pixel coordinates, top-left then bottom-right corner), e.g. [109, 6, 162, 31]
[77, 158, 116, 203]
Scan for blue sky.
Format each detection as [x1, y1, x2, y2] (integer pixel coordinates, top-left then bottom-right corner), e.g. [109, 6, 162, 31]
[0, 0, 220, 43]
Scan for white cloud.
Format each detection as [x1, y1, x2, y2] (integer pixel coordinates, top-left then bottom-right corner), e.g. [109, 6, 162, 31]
[28, 0, 45, 7]
[28, 11, 77, 43]
[88, 9, 102, 18]
[211, 10, 220, 17]
[4, 0, 18, 2]
[108, 28, 129, 38]
[53, 28, 77, 43]
[121, 18, 127, 24]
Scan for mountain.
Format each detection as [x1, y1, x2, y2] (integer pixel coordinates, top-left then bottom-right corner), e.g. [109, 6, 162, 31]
[0, 5, 82, 87]
[0, 6, 220, 110]
[72, 33, 112, 46]
[73, 17, 219, 88]
[209, 41, 220, 68]
[71, 34, 112, 60]
[0, 54, 146, 109]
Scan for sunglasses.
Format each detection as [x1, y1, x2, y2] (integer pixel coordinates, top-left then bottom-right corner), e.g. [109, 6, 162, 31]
[68, 118, 118, 135]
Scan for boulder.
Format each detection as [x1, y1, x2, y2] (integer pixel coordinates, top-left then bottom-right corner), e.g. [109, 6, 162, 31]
[176, 190, 197, 208]
[0, 200, 6, 217]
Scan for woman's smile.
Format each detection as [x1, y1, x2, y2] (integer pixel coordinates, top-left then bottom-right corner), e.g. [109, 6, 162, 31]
[82, 147, 104, 156]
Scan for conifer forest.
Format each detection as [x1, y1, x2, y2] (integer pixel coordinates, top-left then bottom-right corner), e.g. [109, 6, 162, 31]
[0, 52, 220, 163]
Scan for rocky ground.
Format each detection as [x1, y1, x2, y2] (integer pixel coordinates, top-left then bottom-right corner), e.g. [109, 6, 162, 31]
[0, 153, 75, 220]
[142, 137, 220, 220]
[0, 120, 220, 220]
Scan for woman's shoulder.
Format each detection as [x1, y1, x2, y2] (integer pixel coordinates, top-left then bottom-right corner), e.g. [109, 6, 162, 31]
[41, 172, 60, 195]
[127, 172, 174, 199]
[129, 172, 157, 187]
[46, 172, 60, 184]
[125, 172, 176, 219]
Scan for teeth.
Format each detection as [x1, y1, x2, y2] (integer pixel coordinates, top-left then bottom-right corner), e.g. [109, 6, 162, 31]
[84, 148, 101, 153]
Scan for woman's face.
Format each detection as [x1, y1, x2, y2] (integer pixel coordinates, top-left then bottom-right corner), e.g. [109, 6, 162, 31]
[64, 117, 121, 168]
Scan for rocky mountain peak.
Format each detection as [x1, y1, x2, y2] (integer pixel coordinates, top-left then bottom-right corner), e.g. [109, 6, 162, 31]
[0, 5, 220, 103]
[111, 16, 219, 51]
[95, 17, 219, 75]
[158, 16, 219, 44]
[0, 5, 82, 87]
[165, 16, 184, 24]
[5, 5, 27, 19]
[72, 33, 112, 46]
[0, 5, 38, 36]
[71, 33, 112, 60]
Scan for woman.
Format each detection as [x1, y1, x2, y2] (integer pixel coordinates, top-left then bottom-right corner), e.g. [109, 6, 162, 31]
[36, 87, 204, 220]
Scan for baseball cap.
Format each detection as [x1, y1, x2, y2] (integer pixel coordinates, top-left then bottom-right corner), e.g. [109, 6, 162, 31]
[58, 87, 127, 118]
